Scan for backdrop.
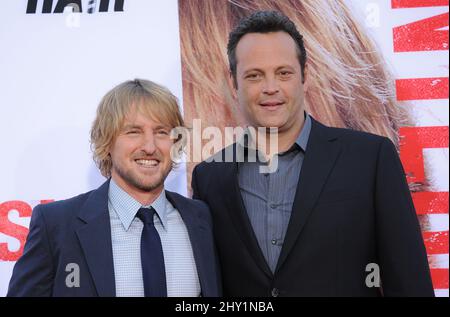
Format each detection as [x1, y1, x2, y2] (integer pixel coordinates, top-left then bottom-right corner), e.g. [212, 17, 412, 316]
[0, 0, 448, 296]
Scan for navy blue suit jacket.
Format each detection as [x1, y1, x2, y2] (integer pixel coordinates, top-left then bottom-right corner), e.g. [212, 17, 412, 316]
[7, 180, 222, 297]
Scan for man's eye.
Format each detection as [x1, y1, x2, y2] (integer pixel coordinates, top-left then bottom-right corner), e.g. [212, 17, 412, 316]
[279, 71, 293, 77]
[246, 73, 261, 80]
[156, 130, 169, 135]
[126, 130, 139, 134]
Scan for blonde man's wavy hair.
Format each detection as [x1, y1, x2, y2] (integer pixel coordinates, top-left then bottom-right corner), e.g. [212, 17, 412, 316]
[90, 79, 184, 178]
[179, 0, 410, 147]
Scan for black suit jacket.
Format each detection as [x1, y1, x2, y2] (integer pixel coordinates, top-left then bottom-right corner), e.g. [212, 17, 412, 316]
[8, 180, 222, 297]
[192, 117, 433, 297]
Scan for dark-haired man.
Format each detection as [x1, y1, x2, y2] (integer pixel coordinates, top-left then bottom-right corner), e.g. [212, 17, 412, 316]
[192, 11, 433, 297]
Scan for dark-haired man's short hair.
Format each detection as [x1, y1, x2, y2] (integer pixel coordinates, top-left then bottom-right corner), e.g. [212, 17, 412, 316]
[227, 10, 307, 84]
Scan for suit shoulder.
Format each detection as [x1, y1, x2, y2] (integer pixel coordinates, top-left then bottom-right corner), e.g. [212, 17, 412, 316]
[318, 122, 389, 149]
[334, 126, 385, 143]
[166, 191, 212, 222]
[33, 189, 95, 219]
[166, 191, 209, 211]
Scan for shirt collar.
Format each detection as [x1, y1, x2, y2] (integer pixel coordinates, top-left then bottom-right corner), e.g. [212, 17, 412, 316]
[108, 178, 168, 231]
[294, 112, 311, 153]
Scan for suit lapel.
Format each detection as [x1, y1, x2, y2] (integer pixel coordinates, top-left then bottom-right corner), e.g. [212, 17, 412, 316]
[165, 191, 213, 295]
[219, 146, 273, 278]
[76, 180, 116, 297]
[276, 119, 342, 272]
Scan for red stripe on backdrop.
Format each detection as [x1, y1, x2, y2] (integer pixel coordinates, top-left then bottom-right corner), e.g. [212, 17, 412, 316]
[413, 192, 449, 214]
[393, 12, 449, 52]
[399, 126, 449, 185]
[396, 77, 449, 100]
[392, 0, 449, 8]
[430, 268, 449, 289]
[423, 231, 449, 254]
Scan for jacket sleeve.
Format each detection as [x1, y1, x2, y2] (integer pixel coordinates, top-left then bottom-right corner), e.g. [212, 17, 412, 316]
[375, 137, 434, 296]
[191, 164, 202, 201]
[192, 168, 222, 296]
[7, 205, 55, 296]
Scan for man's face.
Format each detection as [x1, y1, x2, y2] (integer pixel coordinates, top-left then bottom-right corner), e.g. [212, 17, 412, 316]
[235, 31, 306, 133]
[109, 106, 173, 196]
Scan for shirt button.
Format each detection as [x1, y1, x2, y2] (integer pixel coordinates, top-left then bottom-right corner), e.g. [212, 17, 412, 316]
[271, 288, 279, 297]
[270, 203, 276, 209]
[271, 239, 277, 245]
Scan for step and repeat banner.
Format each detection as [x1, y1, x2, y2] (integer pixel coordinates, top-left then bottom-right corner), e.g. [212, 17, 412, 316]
[0, 0, 448, 296]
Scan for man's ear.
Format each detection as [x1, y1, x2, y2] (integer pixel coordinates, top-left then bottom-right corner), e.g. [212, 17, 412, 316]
[230, 71, 237, 89]
[302, 64, 309, 92]
[229, 71, 238, 99]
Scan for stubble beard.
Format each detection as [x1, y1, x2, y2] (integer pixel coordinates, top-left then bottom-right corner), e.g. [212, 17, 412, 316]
[112, 162, 171, 193]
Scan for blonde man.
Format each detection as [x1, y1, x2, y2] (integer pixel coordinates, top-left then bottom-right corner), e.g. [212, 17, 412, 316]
[8, 79, 221, 297]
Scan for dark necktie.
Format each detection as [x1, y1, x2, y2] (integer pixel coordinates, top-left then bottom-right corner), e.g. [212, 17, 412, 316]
[136, 207, 167, 297]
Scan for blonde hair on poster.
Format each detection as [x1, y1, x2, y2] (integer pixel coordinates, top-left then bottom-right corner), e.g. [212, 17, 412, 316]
[179, 0, 409, 148]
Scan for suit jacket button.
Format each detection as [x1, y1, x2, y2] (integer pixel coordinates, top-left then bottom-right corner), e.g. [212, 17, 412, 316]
[271, 288, 279, 297]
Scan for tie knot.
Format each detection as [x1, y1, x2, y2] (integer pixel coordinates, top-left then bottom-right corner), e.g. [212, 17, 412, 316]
[136, 207, 156, 225]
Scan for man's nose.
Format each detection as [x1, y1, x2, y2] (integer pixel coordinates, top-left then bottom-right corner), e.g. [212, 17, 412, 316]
[141, 132, 157, 154]
[262, 77, 279, 95]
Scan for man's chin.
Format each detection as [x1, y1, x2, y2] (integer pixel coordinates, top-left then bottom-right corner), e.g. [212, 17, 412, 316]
[113, 167, 169, 193]
[123, 172, 164, 193]
[253, 122, 283, 131]
[133, 179, 164, 192]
